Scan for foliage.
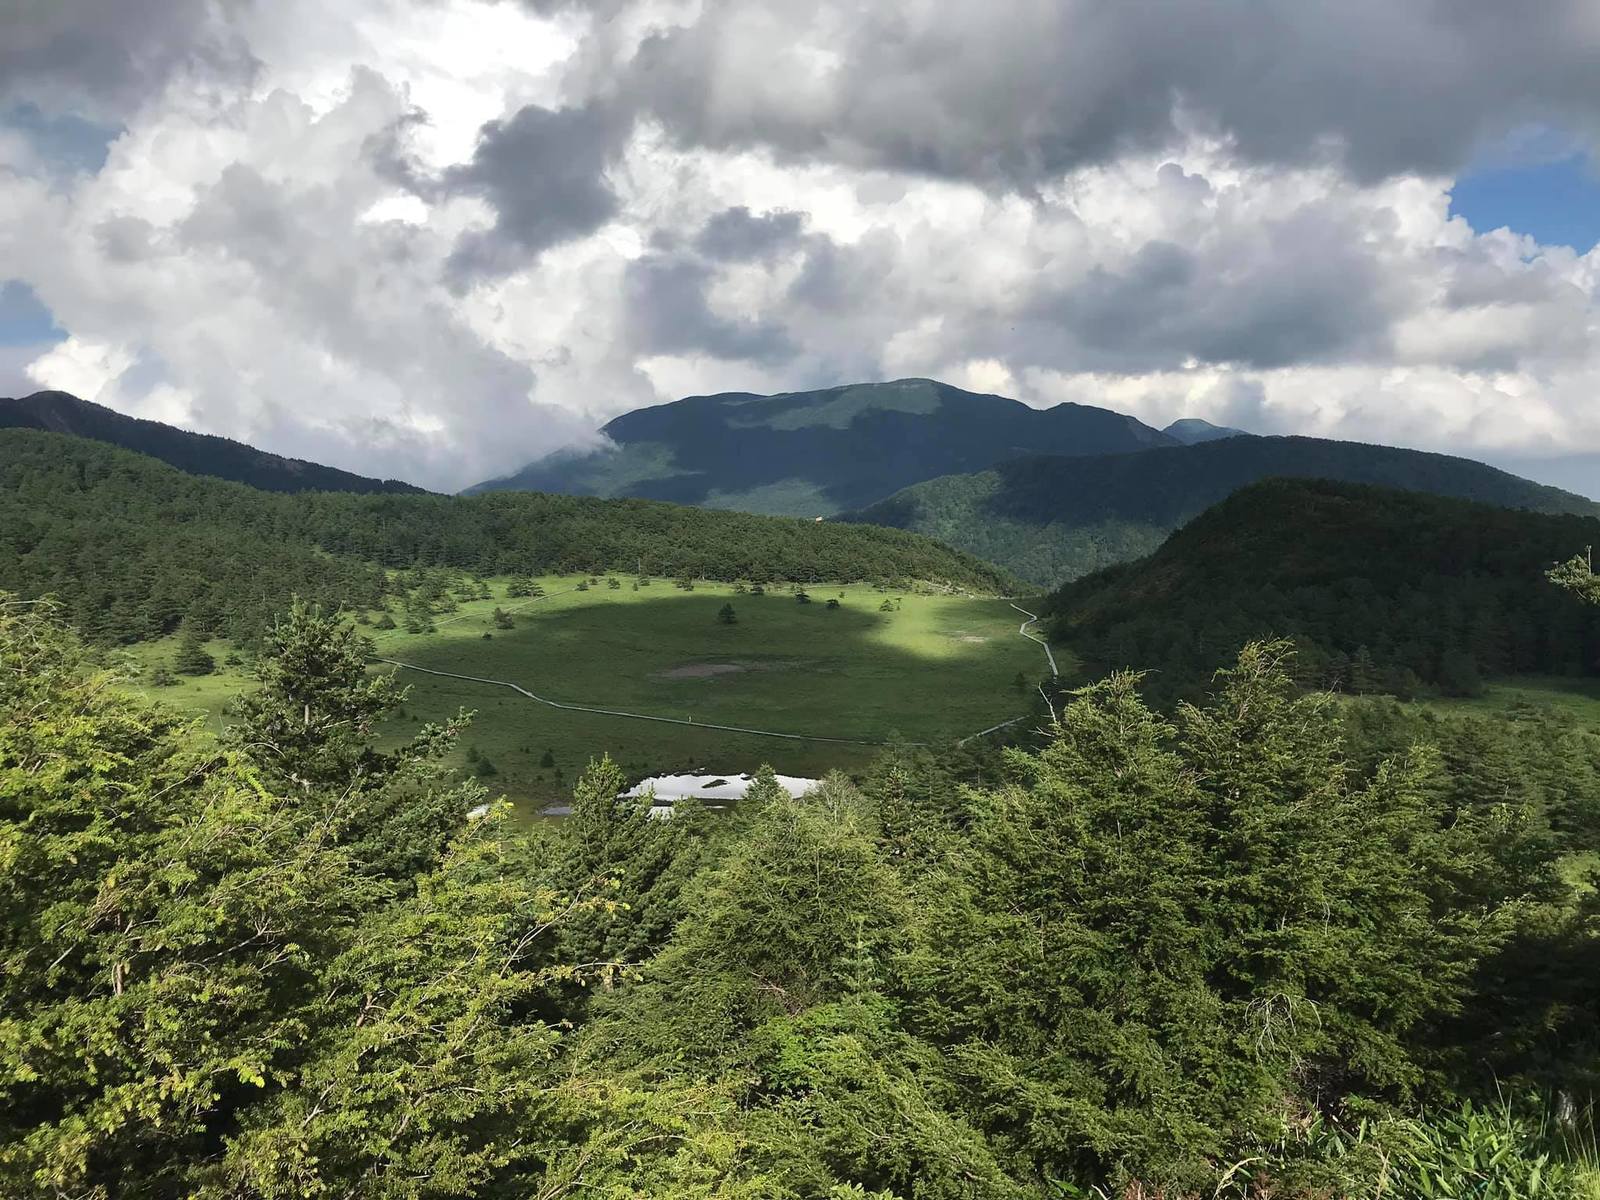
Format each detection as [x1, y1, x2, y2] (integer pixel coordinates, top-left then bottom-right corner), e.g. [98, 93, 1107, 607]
[0, 596, 580, 1198]
[0, 429, 1015, 649]
[909, 641, 1534, 1189]
[173, 623, 215, 675]
[4, 579, 1595, 1196]
[1551, 549, 1600, 606]
[848, 434, 1600, 586]
[225, 600, 478, 879]
[1047, 479, 1600, 704]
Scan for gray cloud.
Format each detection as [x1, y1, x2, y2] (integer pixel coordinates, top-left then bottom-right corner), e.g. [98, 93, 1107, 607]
[0, 0, 255, 119]
[624, 255, 797, 364]
[443, 101, 628, 278]
[694, 206, 804, 261]
[623, 0, 1600, 186]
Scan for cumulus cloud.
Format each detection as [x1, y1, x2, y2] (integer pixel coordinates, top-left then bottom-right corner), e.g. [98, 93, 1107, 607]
[623, 0, 1600, 185]
[4, 0, 1600, 492]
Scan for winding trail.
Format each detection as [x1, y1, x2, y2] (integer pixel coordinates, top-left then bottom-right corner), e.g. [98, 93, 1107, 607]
[378, 593, 1062, 749]
[376, 657, 886, 746]
[1009, 601, 1060, 677]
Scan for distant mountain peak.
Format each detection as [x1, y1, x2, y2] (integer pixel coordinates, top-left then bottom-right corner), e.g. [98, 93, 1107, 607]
[471, 378, 1176, 512]
[0, 390, 426, 495]
[1163, 417, 1246, 444]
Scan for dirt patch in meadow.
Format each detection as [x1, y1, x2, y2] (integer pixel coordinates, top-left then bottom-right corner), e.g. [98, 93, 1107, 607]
[655, 660, 801, 680]
[955, 634, 989, 644]
[658, 662, 748, 679]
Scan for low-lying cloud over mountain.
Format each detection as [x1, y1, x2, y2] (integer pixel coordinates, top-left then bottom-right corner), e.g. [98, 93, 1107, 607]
[4, 0, 1600, 491]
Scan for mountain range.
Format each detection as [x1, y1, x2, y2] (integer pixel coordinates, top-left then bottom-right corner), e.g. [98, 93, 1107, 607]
[465, 378, 1177, 513]
[9, 382, 1598, 592]
[0, 391, 425, 495]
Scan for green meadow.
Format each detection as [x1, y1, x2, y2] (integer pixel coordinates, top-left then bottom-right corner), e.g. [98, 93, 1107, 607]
[1422, 674, 1600, 721]
[123, 577, 1050, 815]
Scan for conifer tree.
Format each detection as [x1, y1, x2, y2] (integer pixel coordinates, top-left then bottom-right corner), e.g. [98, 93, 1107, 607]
[173, 623, 215, 675]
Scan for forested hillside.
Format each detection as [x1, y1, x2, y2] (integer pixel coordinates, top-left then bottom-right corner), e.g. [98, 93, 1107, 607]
[1046, 478, 1600, 702]
[4, 599, 1594, 1197]
[0, 390, 426, 494]
[468, 377, 1175, 514]
[0, 429, 1014, 644]
[849, 434, 1600, 585]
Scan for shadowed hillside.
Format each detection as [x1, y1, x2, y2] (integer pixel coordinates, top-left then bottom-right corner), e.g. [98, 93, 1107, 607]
[846, 434, 1600, 585]
[466, 377, 1175, 513]
[1045, 477, 1600, 703]
[0, 390, 426, 494]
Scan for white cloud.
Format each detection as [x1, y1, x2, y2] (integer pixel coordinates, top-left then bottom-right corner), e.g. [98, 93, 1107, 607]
[5, 0, 1600, 492]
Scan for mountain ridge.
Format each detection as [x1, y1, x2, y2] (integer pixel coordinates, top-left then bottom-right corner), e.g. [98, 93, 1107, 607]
[0, 390, 427, 495]
[466, 377, 1177, 513]
[844, 434, 1600, 586]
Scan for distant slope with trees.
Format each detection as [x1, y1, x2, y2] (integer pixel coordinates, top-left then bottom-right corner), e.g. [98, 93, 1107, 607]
[466, 377, 1176, 514]
[0, 428, 1016, 645]
[847, 434, 1600, 585]
[1044, 477, 1600, 703]
[0, 389, 427, 494]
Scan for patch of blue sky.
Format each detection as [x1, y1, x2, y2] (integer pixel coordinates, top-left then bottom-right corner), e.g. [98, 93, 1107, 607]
[1449, 129, 1600, 253]
[2, 102, 121, 175]
[0, 280, 64, 347]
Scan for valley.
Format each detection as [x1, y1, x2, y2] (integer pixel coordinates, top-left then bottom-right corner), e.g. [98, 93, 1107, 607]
[121, 575, 1051, 814]
[12, 7, 1600, 1191]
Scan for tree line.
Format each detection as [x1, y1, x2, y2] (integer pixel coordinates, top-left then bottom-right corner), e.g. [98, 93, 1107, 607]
[0, 429, 1014, 646]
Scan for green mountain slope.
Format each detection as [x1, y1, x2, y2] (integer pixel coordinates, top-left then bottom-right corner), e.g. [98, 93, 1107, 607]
[846, 435, 1600, 586]
[0, 390, 426, 494]
[466, 377, 1175, 513]
[1045, 478, 1600, 703]
[0, 429, 1016, 645]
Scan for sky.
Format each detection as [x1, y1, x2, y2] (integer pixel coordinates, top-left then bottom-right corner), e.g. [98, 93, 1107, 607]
[2, 0, 1600, 495]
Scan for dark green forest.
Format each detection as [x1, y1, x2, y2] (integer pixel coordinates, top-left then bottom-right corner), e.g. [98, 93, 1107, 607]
[848, 435, 1600, 585]
[0, 429, 1014, 644]
[1047, 478, 1600, 704]
[3, 597, 1596, 1198]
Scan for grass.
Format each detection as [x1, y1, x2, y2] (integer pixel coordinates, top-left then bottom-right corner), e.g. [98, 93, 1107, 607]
[122, 577, 1049, 817]
[1424, 675, 1600, 722]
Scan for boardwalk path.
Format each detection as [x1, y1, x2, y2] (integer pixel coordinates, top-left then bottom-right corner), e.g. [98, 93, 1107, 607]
[379, 593, 1059, 747]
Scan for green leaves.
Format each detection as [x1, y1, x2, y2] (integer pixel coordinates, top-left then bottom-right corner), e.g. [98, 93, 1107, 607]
[0, 597, 576, 1198]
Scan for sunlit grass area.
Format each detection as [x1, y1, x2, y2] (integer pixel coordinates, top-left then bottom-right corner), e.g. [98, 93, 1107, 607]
[123, 576, 1050, 815]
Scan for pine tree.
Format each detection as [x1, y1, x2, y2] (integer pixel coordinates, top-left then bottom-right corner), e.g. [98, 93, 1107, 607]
[173, 624, 215, 676]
